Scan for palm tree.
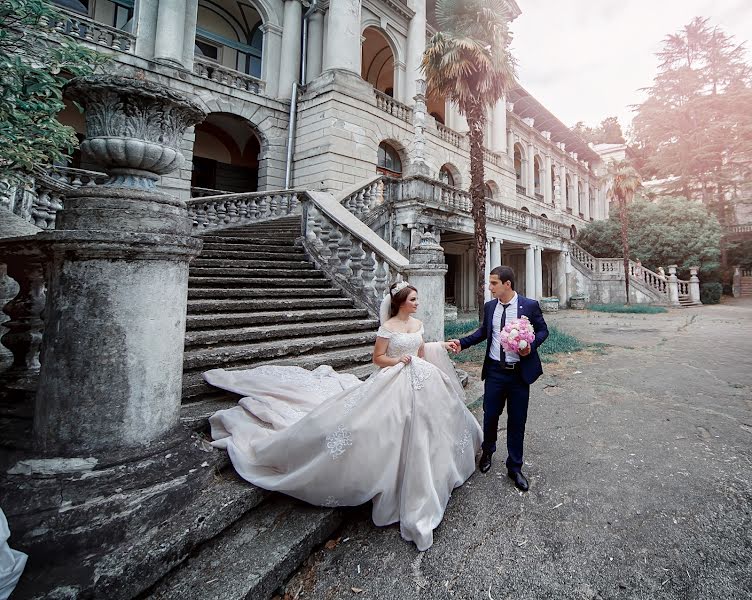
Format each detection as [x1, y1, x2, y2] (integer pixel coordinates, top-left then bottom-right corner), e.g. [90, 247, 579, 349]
[422, 0, 516, 319]
[606, 160, 642, 304]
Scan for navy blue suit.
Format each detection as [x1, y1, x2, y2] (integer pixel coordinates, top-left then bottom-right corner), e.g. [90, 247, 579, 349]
[459, 295, 548, 472]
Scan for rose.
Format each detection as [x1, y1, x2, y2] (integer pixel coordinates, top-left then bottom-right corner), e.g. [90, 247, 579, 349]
[518, 340, 528, 351]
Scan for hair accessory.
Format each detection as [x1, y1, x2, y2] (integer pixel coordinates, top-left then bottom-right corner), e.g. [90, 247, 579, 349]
[390, 281, 410, 296]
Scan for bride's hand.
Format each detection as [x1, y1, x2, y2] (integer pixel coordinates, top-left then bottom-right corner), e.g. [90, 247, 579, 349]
[398, 355, 412, 365]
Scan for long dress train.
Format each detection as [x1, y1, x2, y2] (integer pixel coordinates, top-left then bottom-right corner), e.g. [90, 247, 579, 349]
[206, 325, 482, 551]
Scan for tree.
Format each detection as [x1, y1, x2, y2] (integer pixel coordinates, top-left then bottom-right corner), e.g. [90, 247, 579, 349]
[572, 116, 625, 145]
[422, 0, 516, 319]
[631, 18, 752, 224]
[577, 196, 722, 282]
[0, 0, 104, 184]
[605, 160, 642, 303]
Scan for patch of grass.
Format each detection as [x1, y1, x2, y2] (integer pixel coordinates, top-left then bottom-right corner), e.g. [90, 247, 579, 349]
[444, 320, 588, 362]
[588, 303, 668, 314]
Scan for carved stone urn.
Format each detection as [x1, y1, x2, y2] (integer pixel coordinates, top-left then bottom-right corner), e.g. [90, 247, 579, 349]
[64, 76, 205, 190]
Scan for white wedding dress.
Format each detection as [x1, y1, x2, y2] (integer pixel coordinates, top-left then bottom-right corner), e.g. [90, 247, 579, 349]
[206, 325, 482, 550]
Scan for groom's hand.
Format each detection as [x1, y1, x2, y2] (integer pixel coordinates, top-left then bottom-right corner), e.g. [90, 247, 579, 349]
[448, 339, 462, 354]
[519, 345, 531, 357]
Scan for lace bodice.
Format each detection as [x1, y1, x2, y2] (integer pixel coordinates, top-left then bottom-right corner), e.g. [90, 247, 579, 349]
[377, 325, 424, 358]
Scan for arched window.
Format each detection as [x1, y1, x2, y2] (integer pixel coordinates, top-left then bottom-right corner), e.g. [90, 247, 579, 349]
[570, 225, 577, 239]
[521, 206, 530, 213]
[362, 27, 395, 95]
[578, 182, 584, 216]
[541, 213, 549, 219]
[550, 167, 556, 203]
[514, 144, 524, 191]
[565, 175, 572, 212]
[533, 156, 542, 196]
[377, 142, 402, 176]
[484, 183, 494, 200]
[589, 187, 595, 219]
[439, 165, 455, 187]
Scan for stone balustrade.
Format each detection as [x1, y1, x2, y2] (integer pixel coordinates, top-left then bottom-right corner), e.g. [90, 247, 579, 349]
[187, 190, 304, 230]
[483, 148, 503, 167]
[190, 186, 231, 198]
[374, 90, 413, 123]
[30, 167, 107, 229]
[193, 57, 265, 94]
[340, 178, 385, 219]
[47, 7, 136, 53]
[435, 123, 463, 148]
[726, 224, 752, 234]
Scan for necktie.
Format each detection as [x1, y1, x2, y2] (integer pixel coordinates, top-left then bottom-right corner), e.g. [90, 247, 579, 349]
[500, 302, 510, 363]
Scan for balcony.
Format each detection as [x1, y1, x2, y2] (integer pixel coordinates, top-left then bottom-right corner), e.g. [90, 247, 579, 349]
[193, 57, 264, 94]
[48, 6, 136, 53]
[373, 90, 412, 124]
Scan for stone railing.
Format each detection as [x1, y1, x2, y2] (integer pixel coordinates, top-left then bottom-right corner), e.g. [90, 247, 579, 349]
[47, 7, 136, 53]
[374, 90, 412, 124]
[483, 148, 503, 167]
[303, 191, 409, 316]
[435, 123, 463, 148]
[190, 186, 231, 198]
[193, 57, 265, 94]
[339, 177, 386, 219]
[725, 224, 752, 234]
[186, 190, 303, 230]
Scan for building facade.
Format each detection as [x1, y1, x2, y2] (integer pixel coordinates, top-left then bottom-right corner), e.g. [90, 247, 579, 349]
[50, 0, 608, 310]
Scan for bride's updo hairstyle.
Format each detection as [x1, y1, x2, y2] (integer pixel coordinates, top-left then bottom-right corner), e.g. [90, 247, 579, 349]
[389, 281, 418, 318]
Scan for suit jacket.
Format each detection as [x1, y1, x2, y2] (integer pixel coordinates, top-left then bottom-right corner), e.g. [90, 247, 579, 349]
[459, 295, 549, 385]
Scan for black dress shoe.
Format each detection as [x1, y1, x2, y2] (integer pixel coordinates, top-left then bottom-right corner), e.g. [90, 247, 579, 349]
[508, 471, 529, 491]
[479, 452, 493, 473]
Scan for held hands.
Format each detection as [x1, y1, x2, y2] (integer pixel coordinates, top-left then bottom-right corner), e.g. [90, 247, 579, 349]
[518, 344, 532, 357]
[398, 355, 412, 365]
[444, 339, 462, 354]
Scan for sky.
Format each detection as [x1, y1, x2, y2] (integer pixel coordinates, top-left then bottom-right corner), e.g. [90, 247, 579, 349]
[510, 0, 752, 137]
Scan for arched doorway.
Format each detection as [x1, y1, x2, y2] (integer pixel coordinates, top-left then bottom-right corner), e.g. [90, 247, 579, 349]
[361, 27, 395, 96]
[439, 164, 460, 187]
[191, 113, 262, 194]
[195, 0, 263, 78]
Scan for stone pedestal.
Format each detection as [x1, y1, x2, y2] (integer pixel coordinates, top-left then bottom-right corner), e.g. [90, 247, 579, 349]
[667, 265, 680, 307]
[404, 232, 447, 342]
[689, 267, 701, 304]
[732, 265, 741, 298]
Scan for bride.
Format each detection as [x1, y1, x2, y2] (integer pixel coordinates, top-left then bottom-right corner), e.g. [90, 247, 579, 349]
[206, 281, 482, 550]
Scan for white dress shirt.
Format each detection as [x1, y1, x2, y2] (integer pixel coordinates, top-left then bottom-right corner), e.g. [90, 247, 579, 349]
[489, 292, 519, 363]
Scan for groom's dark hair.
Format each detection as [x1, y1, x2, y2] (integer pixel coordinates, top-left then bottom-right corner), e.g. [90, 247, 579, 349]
[490, 265, 515, 290]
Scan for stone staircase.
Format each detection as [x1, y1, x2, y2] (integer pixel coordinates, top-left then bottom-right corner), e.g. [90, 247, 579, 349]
[740, 274, 752, 297]
[179, 215, 379, 430]
[134, 216, 380, 599]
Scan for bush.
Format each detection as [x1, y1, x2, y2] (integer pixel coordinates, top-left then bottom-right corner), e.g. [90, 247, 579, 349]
[700, 282, 722, 304]
[588, 303, 668, 314]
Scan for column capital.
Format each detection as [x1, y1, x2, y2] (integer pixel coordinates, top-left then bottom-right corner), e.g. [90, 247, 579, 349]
[261, 22, 284, 35]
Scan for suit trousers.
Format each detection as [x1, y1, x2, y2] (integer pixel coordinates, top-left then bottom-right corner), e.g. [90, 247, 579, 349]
[482, 360, 530, 472]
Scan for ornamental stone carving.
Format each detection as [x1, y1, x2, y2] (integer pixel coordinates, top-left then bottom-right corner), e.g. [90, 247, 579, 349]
[64, 76, 206, 187]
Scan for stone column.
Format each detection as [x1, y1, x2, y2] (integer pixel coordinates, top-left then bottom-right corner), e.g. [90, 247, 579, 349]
[534, 247, 543, 299]
[484, 239, 492, 301]
[583, 175, 591, 221]
[32, 77, 205, 457]
[544, 154, 552, 205]
[525, 245, 535, 297]
[559, 165, 567, 211]
[323, 0, 362, 74]
[306, 8, 325, 81]
[262, 23, 284, 98]
[407, 80, 431, 177]
[507, 128, 515, 158]
[689, 267, 701, 304]
[491, 97, 507, 153]
[556, 251, 568, 302]
[404, 232, 447, 342]
[405, 0, 427, 106]
[490, 239, 502, 270]
[154, 0, 189, 67]
[667, 265, 680, 307]
[526, 143, 535, 196]
[133, 0, 159, 60]
[279, 0, 303, 100]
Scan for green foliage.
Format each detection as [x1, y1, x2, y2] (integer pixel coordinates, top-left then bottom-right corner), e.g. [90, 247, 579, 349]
[588, 304, 668, 314]
[631, 18, 752, 223]
[443, 320, 584, 363]
[577, 196, 722, 280]
[0, 0, 106, 183]
[572, 116, 625, 144]
[700, 282, 722, 304]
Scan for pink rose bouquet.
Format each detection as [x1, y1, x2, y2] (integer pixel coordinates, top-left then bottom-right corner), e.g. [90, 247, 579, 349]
[499, 316, 535, 354]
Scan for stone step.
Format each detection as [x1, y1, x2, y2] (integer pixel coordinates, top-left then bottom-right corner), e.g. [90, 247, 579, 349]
[188, 287, 342, 300]
[197, 249, 307, 261]
[199, 241, 302, 253]
[182, 345, 375, 400]
[189, 267, 323, 279]
[187, 297, 354, 314]
[188, 276, 331, 288]
[186, 307, 370, 330]
[142, 496, 341, 600]
[185, 318, 379, 347]
[192, 258, 315, 270]
[183, 331, 377, 370]
[199, 235, 298, 246]
[204, 230, 298, 239]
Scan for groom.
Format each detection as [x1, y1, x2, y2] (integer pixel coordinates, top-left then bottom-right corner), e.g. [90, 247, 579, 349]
[449, 266, 548, 491]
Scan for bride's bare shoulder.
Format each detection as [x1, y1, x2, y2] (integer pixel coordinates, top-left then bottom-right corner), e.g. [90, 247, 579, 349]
[410, 317, 423, 333]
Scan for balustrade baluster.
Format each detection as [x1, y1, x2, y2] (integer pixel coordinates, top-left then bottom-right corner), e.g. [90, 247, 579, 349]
[226, 199, 239, 224]
[238, 199, 249, 223]
[318, 221, 332, 261]
[361, 244, 376, 301]
[305, 206, 318, 244]
[258, 194, 269, 218]
[326, 227, 341, 272]
[374, 259, 387, 301]
[336, 232, 353, 279]
[349, 240, 366, 287]
[207, 201, 218, 226]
